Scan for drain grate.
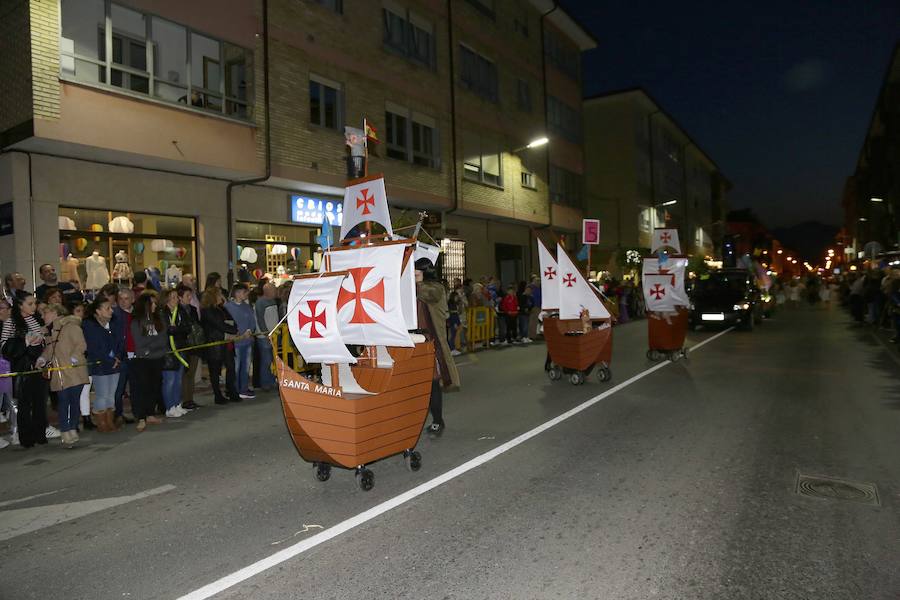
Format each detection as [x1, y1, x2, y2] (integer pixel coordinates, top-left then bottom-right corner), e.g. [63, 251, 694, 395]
[796, 473, 880, 506]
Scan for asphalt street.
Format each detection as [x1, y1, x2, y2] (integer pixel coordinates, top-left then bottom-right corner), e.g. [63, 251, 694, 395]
[1, 305, 899, 600]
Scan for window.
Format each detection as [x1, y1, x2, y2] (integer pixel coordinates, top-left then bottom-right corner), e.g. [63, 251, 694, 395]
[547, 96, 582, 143]
[463, 133, 501, 186]
[638, 207, 652, 233]
[516, 79, 532, 112]
[314, 0, 343, 13]
[464, 0, 495, 19]
[440, 239, 466, 284]
[513, 6, 529, 37]
[309, 76, 342, 130]
[459, 45, 498, 103]
[382, 5, 435, 68]
[385, 104, 440, 168]
[59, 0, 253, 119]
[544, 28, 580, 81]
[521, 171, 535, 188]
[549, 165, 583, 208]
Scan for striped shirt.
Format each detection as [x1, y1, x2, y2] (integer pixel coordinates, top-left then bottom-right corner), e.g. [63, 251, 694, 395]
[1, 315, 44, 347]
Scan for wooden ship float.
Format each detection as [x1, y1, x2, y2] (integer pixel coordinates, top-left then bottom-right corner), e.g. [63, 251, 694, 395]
[642, 228, 690, 362]
[276, 173, 439, 491]
[537, 238, 613, 385]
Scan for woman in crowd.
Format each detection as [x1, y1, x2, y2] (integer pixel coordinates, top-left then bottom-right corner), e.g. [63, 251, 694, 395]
[161, 288, 191, 418]
[0, 292, 49, 447]
[130, 291, 166, 432]
[176, 284, 202, 410]
[0, 299, 12, 448]
[82, 296, 122, 432]
[204, 272, 223, 294]
[200, 286, 240, 405]
[40, 303, 89, 447]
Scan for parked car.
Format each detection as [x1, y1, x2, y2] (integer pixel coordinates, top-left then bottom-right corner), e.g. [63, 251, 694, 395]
[690, 269, 763, 331]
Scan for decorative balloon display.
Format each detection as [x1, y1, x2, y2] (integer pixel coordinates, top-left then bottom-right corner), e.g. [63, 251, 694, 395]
[134, 241, 145, 254]
[75, 238, 88, 252]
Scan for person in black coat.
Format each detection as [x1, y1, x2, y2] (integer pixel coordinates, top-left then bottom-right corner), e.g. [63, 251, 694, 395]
[176, 284, 202, 410]
[200, 286, 240, 404]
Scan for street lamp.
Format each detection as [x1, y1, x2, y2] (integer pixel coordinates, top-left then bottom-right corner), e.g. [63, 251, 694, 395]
[870, 197, 883, 202]
[512, 136, 549, 152]
[858, 217, 868, 222]
[659, 199, 678, 207]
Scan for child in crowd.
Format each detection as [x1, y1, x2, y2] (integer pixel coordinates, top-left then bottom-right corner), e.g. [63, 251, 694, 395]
[225, 283, 256, 399]
[499, 286, 519, 345]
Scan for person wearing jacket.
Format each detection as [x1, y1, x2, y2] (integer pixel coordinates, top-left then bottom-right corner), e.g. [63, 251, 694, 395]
[0, 291, 50, 448]
[176, 284, 202, 410]
[130, 291, 167, 432]
[113, 288, 135, 425]
[40, 304, 89, 447]
[82, 297, 123, 432]
[415, 258, 460, 392]
[499, 286, 520, 344]
[161, 288, 191, 418]
[201, 286, 240, 405]
[225, 283, 256, 399]
[254, 283, 278, 391]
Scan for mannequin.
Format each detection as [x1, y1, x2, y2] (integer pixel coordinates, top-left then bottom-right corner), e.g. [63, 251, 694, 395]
[112, 251, 133, 283]
[165, 264, 183, 287]
[60, 253, 81, 287]
[85, 251, 110, 290]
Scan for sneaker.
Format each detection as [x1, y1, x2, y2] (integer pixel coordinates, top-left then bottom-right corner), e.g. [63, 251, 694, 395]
[0, 412, 7, 423]
[136, 419, 146, 432]
[425, 422, 444, 436]
[10, 432, 19, 446]
[0, 437, 9, 449]
[450, 349, 462, 357]
[522, 337, 533, 343]
[70, 430, 80, 443]
[45, 425, 61, 439]
[165, 406, 184, 418]
[182, 401, 199, 411]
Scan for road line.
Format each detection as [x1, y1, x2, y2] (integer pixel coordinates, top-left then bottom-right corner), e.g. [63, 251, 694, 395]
[0, 488, 65, 509]
[178, 327, 733, 600]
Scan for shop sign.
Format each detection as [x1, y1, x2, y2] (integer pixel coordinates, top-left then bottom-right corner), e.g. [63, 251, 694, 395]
[289, 195, 343, 226]
[0, 203, 12, 236]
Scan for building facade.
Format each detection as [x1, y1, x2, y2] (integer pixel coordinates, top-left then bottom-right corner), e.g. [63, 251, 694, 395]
[581, 88, 729, 275]
[0, 0, 595, 291]
[842, 43, 899, 259]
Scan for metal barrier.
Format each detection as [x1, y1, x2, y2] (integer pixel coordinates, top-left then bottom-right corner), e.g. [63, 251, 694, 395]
[466, 306, 495, 352]
[273, 323, 307, 374]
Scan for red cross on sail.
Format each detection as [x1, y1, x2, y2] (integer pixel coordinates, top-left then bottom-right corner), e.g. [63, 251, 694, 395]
[544, 267, 556, 280]
[651, 228, 681, 254]
[563, 273, 577, 287]
[337, 267, 385, 324]
[642, 257, 690, 308]
[286, 274, 356, 365]
[340, 175, 394, 239]
[650, 284, 666, 300]
[556, 243, 610, 320]
[642, 273, 678, 312]
[536, 238, 560, 310]
[660, 231, 671, 243]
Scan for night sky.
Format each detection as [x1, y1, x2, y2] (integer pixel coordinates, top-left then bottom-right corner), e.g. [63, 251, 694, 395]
[564, 1, 899, 229]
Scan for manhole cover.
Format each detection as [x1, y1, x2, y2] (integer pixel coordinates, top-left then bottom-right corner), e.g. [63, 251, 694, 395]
[23, 459, 50, 466]
[796, 473, 880, 506]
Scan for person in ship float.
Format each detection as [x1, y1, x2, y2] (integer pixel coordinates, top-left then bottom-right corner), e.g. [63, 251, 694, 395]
[415, 258, 461, 436]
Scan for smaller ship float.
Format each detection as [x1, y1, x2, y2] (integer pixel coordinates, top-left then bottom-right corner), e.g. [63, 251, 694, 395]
[642, 228, 690, 362]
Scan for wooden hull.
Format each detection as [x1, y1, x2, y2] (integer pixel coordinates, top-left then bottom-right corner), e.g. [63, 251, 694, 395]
[275, 341, 435, 468]
[544, 317, 613, 372]
[647, 308, 689, 351]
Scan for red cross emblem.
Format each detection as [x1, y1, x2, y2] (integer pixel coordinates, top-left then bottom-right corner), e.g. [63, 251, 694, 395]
[544, 267, 556, 280]
[660, 231, 672, 243]
[337, 267, 385, 324]
[297, 300, 327, 339]
[650, 283, 666, 300]
[563, 273, 577, 287]
[356, 188, 375, 215]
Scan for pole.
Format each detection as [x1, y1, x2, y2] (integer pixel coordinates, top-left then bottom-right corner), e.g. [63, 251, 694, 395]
[586, 244, 591, 280]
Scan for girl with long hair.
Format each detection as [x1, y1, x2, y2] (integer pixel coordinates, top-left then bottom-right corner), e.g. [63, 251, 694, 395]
[200, 286, 240, 405]
[82, 296, 123, 432]
[40, 303, 89, 447]
[129, 291, 167, 432]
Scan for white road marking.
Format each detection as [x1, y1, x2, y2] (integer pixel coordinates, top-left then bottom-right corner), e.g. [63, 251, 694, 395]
[0, 484, 175, 542]
[270, 524, 324, 546]
[178, 328, 733, 600]
[0, 488, 65, 509]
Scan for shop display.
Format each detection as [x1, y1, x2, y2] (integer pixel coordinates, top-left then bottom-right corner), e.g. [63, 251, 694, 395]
[165, 264, 183, 287]
[108, 216, 134, 234]
[112, 251, 133, 283]
[240, 246, 258, 263]
[85, 251, 110, 290]
[60, 253, 81, 286]
[59, 216, 76, 231]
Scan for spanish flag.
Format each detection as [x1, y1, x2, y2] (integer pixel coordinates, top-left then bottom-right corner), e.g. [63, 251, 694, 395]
[364, 119, 379, 156]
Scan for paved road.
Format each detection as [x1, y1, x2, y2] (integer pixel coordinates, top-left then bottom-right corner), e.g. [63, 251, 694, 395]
[1, 306, 898, 599]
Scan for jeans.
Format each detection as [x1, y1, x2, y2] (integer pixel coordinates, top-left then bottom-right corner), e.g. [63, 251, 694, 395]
[518, 313, 529, 339]
[256, 337, 276, 389]
[447, 314, 461, 350]
[181, 355, 199, 404]
[505, 314, 517, 343]
[234, 344, 252, 394]
[130, 358, 163, 420]
[114, 359, 130, 416]
[162, 368, 183, 410]
[57, 385, 84, 433]
[92, 374, 119, 411]
[79, 377, 91, 416]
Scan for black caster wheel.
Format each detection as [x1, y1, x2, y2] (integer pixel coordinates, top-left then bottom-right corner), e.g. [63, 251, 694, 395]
[669, 351, 680, 363]
[569, 371, 585, 385]
[404, 450, 422, 472]
[356, 467, 374, 492]
[547, 365, 562, 381]
[682, 348, 689, 360]
[646, 349, 660, 361]
[314, 462, 331, 482]
[597, 366, 611, 382]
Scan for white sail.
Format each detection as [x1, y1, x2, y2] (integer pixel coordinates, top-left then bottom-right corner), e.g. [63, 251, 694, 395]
[375, 345, 395, 368]
[642, 273, 678, 312]
[327, 244, 414, 347]
[556, 243, 611, 320]
[643, 257, 689, 307]
[321, 362, 373, 395]
[537, 238, 559, 310]
[399, 258, 418, 330]
[413, 241, 440, 265]
[650, 228, 681, 254]
[286, 274, 357, 365]
[340, 175, 394, 239]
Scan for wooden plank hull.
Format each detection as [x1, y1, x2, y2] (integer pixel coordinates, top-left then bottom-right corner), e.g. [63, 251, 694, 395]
[544, 317, 613, 372]
[647, 308, 689, 351]
[275, 341, 435, 468]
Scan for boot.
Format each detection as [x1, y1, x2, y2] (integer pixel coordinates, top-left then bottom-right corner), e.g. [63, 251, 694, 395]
[92, 411, 110, 433]
[81, 415, 96, 431]
[104, 409, 120, 431]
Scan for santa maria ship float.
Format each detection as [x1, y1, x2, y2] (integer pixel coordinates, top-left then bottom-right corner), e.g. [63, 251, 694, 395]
[275, 173, 438, 491]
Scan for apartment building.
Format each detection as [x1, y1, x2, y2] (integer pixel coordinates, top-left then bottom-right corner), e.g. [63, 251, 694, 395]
[0, 0, 596, 291]
[582, 88, 729, 275]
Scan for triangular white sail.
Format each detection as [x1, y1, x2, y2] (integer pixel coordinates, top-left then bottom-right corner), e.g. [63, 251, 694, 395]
[340, 175, 394, 239]
[286, 274, 357, 365]
[327, 244, 414, 347]
[399, 259, 417, 330]
[537, 238, 559, 310]
[321, 362, 373, 395]
[413, 241, 440, 265]
[650, 228, 681, 254]
[642, 273, 678, 312]
[643, 257, 689, 307]
[557, 243, 611, 320]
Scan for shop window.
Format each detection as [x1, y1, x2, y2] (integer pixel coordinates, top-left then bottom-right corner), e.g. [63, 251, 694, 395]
[309, 76, 342, 130]
[59, 0, 253, 120]
[382, 5, 435, 68]
[463, 132, 501, 186]
[235, 221, 322, 283]
[57, 208, 196, 291]
[440, 239, 466, 284]
[459, 45, 498, 103]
